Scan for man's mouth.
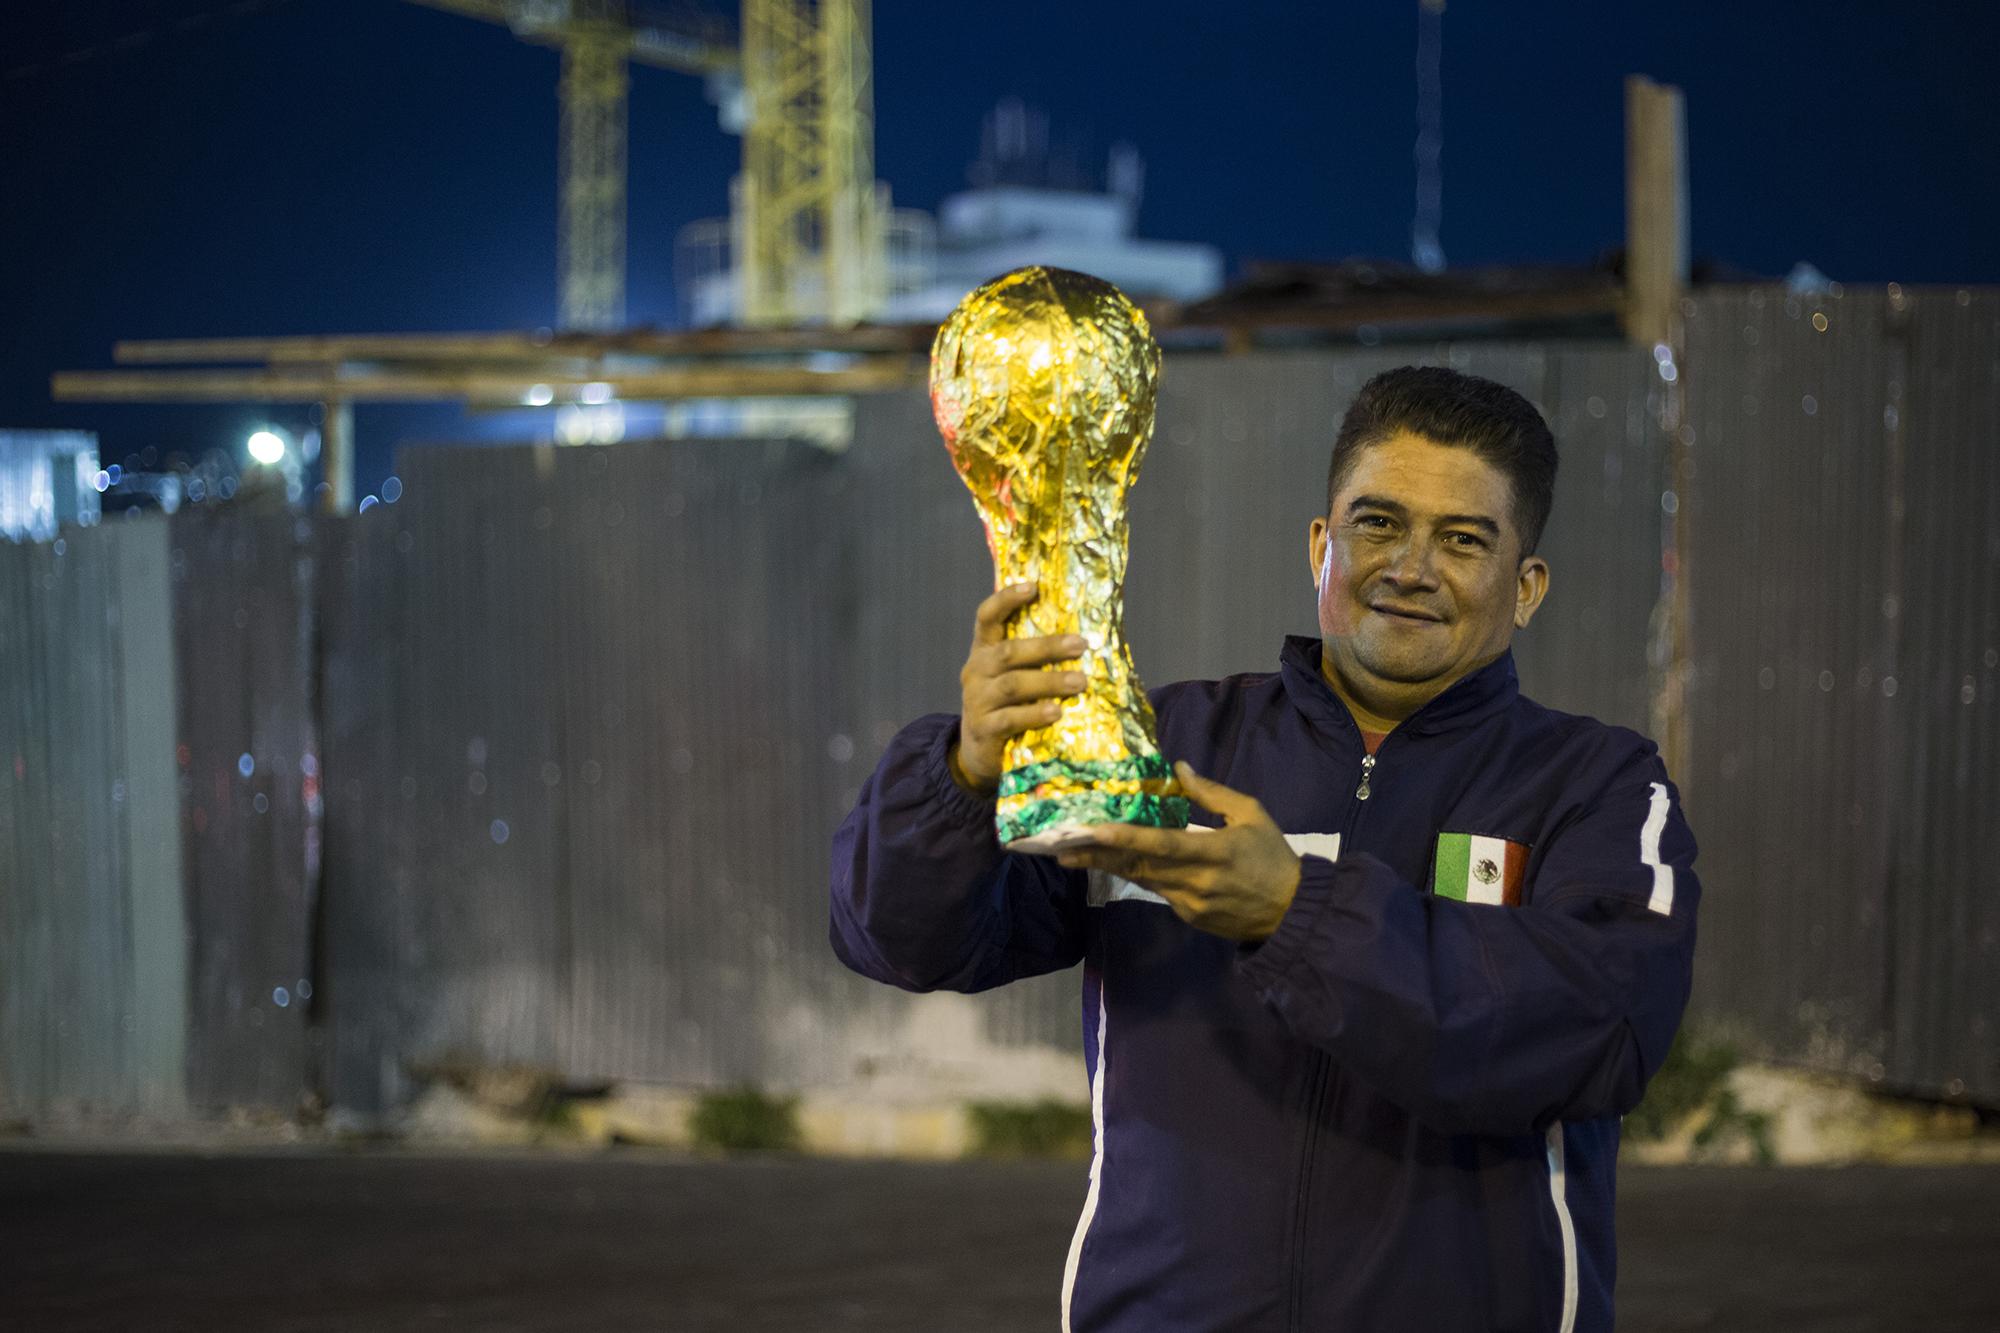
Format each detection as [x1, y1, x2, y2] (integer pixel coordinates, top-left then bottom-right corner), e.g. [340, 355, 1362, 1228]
[1368, 602, 1445, 623]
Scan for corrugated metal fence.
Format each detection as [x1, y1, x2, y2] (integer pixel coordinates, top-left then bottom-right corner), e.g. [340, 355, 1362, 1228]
[1682, 287, 1999, 1099]
[0, 520, 185, 1119]
[2, 287, 1993, 1122]
[316, 441, 897, 1114]
[170, 510, 319, 1112]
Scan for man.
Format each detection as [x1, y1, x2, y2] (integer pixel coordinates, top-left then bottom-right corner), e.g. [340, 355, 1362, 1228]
[830, 365, 1699, 1331]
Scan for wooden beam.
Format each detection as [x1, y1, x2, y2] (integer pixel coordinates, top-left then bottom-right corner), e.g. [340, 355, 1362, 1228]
[101, 287, 1626, 376]
[1182, 287, 1623, 337]
[112, 324, 939, 366]
[52, 359, 924, 404]
[1624, 75, 1689, 347]
[1627, 77, 1694, 781]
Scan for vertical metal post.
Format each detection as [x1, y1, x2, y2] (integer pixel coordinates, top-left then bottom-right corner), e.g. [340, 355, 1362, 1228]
[320, 398, 354, 515]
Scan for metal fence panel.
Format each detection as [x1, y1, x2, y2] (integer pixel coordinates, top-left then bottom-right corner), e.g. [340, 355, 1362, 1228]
[0, 519, 185, 1119]
[1885, 290, 2000, 1100]
[169, 510, 317, 1112]
[1682, 289, 1898, 1075]
[546, 440, 860, 1090]
[319, 440, 893, 1112]
[315, 507, 416, 1115]
[1683, 287, 2000, 1102]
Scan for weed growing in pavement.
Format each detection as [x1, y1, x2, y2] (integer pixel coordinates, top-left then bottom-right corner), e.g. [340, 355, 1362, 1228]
[691, 1086, 801, 1152]
[967, 1099, 1093, 1159]
[1626, 1027, 1776, 1165]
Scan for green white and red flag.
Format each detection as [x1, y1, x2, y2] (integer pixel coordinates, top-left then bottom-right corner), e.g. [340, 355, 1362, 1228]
[1432, 833, 1527, 906]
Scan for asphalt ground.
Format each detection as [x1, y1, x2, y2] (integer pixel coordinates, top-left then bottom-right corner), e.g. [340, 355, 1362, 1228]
[2, 1149, 1995, 1331]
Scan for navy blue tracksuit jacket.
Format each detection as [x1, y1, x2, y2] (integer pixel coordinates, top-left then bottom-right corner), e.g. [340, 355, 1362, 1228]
[830, 636, 1701, 1332]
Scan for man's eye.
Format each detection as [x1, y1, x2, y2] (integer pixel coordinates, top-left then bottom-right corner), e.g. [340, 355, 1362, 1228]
[1444, 532, 1487, 549]
[1353, 515, 1393, 530]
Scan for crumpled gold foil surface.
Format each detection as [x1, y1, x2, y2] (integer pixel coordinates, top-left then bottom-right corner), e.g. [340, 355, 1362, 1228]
[931, 266, 1188, 848]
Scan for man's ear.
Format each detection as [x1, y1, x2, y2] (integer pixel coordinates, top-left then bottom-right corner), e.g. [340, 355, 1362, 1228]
[1514, 555, 1550, 629]
[1307, 516, 1330, 589]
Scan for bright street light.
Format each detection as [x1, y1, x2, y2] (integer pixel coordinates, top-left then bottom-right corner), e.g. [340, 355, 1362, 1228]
[247, 430, 287, 466]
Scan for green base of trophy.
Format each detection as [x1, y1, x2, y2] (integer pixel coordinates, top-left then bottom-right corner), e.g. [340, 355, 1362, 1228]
[996, 755, 1192, 855]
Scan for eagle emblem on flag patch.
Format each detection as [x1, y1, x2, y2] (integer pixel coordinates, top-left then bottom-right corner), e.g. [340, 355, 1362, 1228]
[1432, 832, 1529, 905]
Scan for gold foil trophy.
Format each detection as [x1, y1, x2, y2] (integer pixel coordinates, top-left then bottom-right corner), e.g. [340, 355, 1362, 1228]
[931, 266, 1190, 852]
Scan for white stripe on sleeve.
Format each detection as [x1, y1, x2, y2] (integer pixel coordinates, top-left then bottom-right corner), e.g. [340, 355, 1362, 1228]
[1640, 780, 1674, 916]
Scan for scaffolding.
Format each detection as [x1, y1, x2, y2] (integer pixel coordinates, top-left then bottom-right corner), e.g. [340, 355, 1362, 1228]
[734, 0, 887, 325]
[558, 14, 631, 330]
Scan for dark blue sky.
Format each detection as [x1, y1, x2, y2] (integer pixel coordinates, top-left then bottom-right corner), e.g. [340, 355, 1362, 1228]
[4, 1, 1995, 498]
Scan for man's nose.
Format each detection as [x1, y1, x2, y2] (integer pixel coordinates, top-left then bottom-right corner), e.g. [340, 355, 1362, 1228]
[1380, 535, 1440, 588]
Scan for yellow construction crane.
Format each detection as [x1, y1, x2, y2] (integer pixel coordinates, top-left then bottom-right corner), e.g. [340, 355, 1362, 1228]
[734, 0, 886, 326]
[404, 0, 885, 330]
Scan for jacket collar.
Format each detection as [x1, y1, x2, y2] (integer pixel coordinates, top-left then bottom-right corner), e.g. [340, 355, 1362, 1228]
[1278, 634, 1519, 744]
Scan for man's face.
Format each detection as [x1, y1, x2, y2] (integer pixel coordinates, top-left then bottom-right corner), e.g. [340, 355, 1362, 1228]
[1309, 432, 1549, 707]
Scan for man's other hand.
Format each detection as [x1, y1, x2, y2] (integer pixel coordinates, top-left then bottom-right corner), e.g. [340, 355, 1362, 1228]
[951, 582, 1089, 794]
[1056, 762, 1304, 941]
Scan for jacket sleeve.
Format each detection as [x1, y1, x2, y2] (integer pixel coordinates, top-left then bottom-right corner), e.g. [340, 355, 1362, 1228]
[1238, 748, 1700, 1136]
[828, 712, 1089, 993]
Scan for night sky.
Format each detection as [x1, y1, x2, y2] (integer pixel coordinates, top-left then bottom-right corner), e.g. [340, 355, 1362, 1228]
[4, 0, 1996, 500]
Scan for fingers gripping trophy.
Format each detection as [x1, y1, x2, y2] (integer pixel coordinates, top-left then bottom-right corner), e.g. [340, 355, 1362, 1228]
[931, 266, 1191, 853]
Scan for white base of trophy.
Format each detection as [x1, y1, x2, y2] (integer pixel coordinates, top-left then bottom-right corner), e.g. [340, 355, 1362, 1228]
[1003, 823, 1106, 857]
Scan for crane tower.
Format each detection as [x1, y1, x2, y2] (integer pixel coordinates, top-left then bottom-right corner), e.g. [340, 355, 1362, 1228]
[733, 0, 885, 325]
[406, 0, 884, 330]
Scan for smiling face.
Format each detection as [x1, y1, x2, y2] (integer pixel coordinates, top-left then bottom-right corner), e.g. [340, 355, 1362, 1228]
[1308, 431, 1549, 727]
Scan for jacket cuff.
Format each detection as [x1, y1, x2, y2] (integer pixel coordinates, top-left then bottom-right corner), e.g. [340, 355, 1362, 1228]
[1238, 853, 1342, 989]
[921, 716, 1002, 832]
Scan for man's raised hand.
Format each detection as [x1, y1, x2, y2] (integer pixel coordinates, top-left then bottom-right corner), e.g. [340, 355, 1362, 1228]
[1056, 762, 1304, 941]
[951, 582, 1089, 793]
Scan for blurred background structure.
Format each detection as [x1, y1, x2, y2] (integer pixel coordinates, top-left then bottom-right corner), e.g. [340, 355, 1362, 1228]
[0, 432, 102, 543]
[5, 286, 1997, 1132]
[1, 2, 1997, 1146]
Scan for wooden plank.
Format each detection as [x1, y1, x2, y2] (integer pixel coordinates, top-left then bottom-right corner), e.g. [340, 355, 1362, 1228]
[1178, 288, 1623, 335]
[111, 325, 938, 365]
[1624, 75, 1689, 347]
[54, 360, 926, 405]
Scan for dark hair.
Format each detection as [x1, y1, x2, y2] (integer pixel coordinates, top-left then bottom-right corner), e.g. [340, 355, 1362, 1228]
[1325, 366, 1558, 556]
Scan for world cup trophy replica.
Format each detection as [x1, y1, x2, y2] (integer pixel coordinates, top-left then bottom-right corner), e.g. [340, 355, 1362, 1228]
[931, 266, 1191, 853]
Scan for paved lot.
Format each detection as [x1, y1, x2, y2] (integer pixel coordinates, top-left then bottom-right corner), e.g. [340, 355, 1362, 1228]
[2, 1148, 1995, 1330]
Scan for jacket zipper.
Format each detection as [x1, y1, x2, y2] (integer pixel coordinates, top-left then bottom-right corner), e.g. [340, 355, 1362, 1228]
[1288, 742, 1381, 1329]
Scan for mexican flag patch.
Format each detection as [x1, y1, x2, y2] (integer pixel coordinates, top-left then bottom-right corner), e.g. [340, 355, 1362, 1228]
[1432, 833, 1528, 905]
